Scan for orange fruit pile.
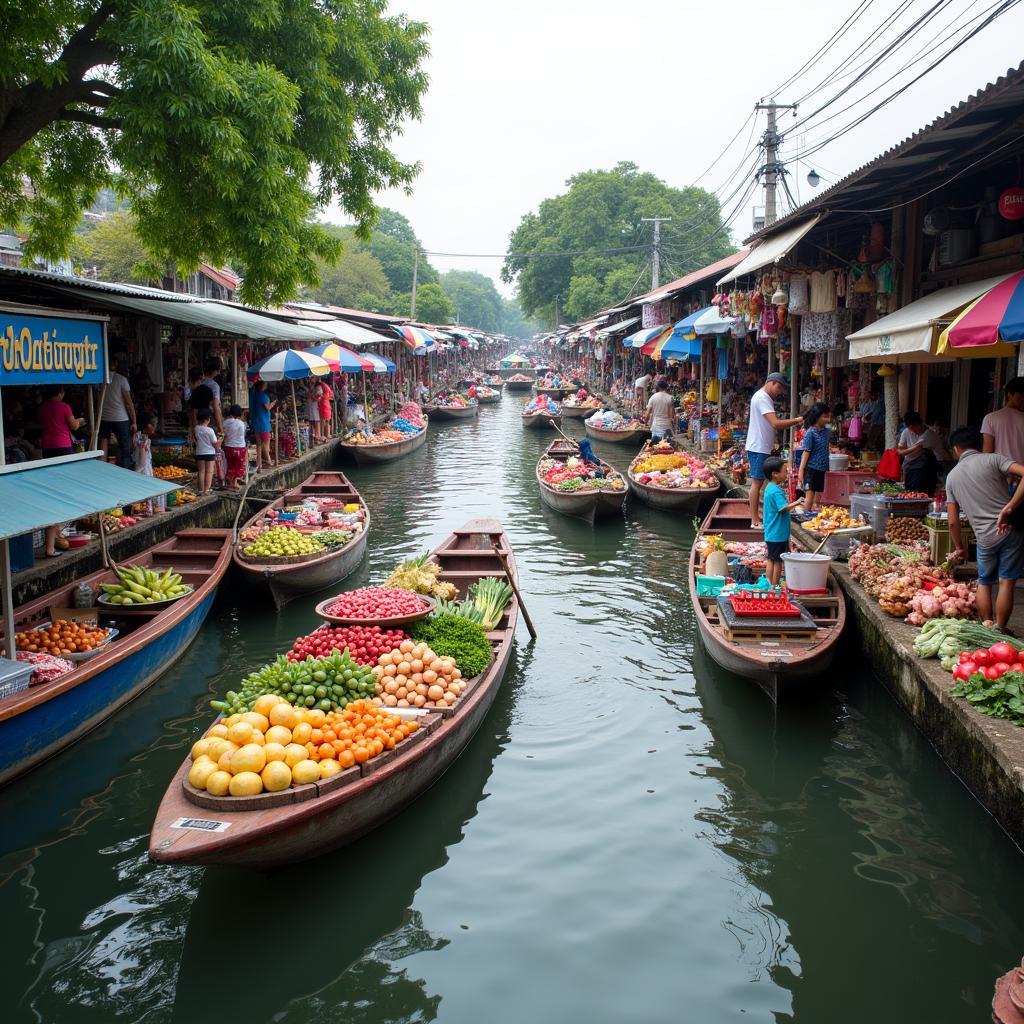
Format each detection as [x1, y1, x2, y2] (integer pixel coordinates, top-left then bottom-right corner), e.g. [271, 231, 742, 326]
[306, 699, 419, 769]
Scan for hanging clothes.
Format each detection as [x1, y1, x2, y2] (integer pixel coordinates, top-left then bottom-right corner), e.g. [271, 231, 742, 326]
[788, 274, 810, 314]
[809, 270, 837, 312]
[800, 309, 853, 352]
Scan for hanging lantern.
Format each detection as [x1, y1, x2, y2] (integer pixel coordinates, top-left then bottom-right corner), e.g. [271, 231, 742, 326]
[771, 285, 788, 306]
[876, 364, 896, 377]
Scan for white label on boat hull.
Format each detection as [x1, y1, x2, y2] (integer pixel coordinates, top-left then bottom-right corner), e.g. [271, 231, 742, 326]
[171, 816, 231, 832]
[759, 650, 794, 658]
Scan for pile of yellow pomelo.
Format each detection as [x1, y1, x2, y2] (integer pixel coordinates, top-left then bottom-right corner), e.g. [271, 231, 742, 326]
[188, 693, 344, 797]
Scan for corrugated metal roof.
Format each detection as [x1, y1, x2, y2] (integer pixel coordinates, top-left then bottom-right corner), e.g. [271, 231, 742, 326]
[746, 61, 1024, 242]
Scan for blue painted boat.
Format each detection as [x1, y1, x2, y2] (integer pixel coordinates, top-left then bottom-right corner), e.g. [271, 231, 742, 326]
[0, 529, 232, 787]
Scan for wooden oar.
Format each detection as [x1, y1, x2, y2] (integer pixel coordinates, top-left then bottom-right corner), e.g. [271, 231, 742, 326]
[551, 422, 579, 448]
[491, 541, 537, 640]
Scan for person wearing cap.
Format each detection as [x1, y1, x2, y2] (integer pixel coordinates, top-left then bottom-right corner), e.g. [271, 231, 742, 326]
[746, 372, 803, 528]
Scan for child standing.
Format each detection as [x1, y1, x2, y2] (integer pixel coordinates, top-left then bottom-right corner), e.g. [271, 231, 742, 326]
[222, 404, 248, 490]
[762, 456, 801, 588]
[132, 416, 164, 514]
[797, 401, 832, 512]
[193, 409, 220, 496]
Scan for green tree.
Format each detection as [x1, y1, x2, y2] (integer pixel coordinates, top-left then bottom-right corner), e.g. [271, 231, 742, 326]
[413, 282, 453, 324]
[73, 209, 154, 283]
[440, 270, 503, 331]
[502, 162, 732, 326]
[304, 248, 391, 310]
[499, 297, 538, 339]
[0, 1, 429, 305]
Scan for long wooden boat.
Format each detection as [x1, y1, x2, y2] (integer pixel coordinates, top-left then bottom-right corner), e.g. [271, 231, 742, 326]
[505, 378, 535, 392]
[149, 519, 520, 868]
[690, 498, 846, 703]
[561, 403, 600, 419]
[493, 366, 535, 380]
[458, 377, 504, 390]
[0, 529, 231, 788]
[536, 440, 627, 524]
[424, 402, 479, 420]
[522, 410, 562, 430]
[475, 389, 502, 405]
[627, 442, 721, 512]
[584, 422, 648, 445]
[233, 472, 369, 608]
[339, 424, 427, 465]
[534, 385, 568, 399]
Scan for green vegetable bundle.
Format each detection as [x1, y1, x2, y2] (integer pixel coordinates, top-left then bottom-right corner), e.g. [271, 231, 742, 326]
[951, 671, 1024, 726]
[913, 618, 1023, 660]
[211, 649, 377, 714]
[411, 614, 493, 679]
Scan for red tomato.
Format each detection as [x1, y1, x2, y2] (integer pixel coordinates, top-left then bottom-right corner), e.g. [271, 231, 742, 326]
[1011, 663, 1024, 673]
[985, 665, 1004, 680]
[959, 661, 978, 679]
[958, 651, 973, 663]
[993, 662, 1011, 674]
[973, 650, 993, 666]
[989, 641, 1018, 663]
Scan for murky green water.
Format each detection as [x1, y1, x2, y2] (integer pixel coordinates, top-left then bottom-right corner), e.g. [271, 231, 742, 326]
[1, 396, 1022, 1023]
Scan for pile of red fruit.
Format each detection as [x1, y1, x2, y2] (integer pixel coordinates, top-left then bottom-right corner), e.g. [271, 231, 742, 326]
[325, 586, 427, 620]
[951, 640, 1023, 681]
[286, 625, 409, 664]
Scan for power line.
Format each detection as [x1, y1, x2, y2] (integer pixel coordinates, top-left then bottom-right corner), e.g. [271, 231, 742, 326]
[430, 244, 647, 259]
[690, 109, 756, 186]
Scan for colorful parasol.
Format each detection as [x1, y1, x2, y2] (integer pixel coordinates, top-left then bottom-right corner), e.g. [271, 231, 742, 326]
[624, 325, 670, 350]
[500, 353, 530, 366]
[246, 349, 331, 382]
[942, 270, 1024, 348]
[306, 342, 374, 373]
[393, 325, 439, 352]
[361, 351, 396, 373]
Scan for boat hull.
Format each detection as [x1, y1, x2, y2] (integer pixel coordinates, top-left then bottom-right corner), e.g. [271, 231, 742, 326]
[561, 405, 595, 419]
[0, 529, 231, 788]
[538, 484, 625, 523]
[425, 405, 478, 420]
[341, 426, 427, 465]
[628, 476, 720, 512]
[522, 413, 561, 430]
[505, 380, 534, 392]
[476, 393, 501, 404]
[534, 386, 567, 399]
[584, 425, 648, 445]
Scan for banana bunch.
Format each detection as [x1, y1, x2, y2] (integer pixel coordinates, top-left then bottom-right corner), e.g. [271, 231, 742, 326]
[101, 564, 191, 605]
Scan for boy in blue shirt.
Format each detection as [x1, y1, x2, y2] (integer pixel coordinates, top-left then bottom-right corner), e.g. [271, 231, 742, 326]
[762, 456, 801, 587]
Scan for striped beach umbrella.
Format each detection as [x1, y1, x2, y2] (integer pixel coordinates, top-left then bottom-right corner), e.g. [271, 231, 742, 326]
[394, 325, 439, 352]
[624, 325, 670, 350]
[361, 351, 396, 373]
[246, 348, 332, 381]
[942, 270, 1024, 348]
[306, 342, 374, 373]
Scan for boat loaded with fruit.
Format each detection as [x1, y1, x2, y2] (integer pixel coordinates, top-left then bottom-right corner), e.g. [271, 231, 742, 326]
[535, 439, 626, 523]
[150, 519, 519, 868]
[627, 440, 720, 512]
[340, 402, 428, 465]
[0, 530, 232, 787]
[233, 471, 369, 608]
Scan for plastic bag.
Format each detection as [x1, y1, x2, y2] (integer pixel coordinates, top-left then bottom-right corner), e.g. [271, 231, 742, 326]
[847, 414, 863, 443]
[876, 448, 901, 480]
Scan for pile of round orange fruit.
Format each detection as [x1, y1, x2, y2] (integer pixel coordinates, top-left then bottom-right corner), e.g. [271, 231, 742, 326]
[186, 693, 419, 798]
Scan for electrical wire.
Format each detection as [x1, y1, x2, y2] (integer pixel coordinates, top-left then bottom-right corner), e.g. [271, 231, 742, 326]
[430, 244, 647, 260]
[690, 109, 756, 186]
[788, 0, 1023, 164]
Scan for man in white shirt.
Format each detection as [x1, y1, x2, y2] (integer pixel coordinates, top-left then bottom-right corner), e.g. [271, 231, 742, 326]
[633, 373, 651, 413]
[201, 356, 224, 431]
[746, 372, 802, 527]
[646, 380, 676, 441]
[99, 354, 137, 468]
[982, 377, 1024, 464]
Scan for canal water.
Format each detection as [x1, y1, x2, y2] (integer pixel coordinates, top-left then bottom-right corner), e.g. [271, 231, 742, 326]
[1, 396, 1023, 1023]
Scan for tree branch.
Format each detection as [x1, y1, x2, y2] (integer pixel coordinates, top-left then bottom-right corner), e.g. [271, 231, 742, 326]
[58, 110, 121, 131]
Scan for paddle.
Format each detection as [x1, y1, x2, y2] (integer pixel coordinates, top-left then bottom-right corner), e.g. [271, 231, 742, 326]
[491, 541, 537, 640]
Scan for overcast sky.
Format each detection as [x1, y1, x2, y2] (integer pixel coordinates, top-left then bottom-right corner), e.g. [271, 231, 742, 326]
[345, 0, 1024, 297]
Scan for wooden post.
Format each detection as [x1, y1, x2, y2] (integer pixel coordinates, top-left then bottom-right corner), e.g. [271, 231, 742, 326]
[790, 317, 800, 460]
[290, 380, 301, 456]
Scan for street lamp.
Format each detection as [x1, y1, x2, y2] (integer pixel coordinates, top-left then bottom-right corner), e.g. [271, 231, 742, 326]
[807, 169, 821, 188]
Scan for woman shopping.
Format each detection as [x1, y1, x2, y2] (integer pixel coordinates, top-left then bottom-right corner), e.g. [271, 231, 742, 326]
[897, 411, 942, 495]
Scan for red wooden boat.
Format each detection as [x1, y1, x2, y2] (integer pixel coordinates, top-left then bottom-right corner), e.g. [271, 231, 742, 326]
[149, 518, 519, 868]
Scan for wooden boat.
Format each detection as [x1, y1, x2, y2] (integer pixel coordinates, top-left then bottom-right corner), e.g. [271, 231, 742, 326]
[534, 385, 568, 399]
[339, 424, 427, 466]
[584, 421, 648, 445]
[522, 410, 561, 430]
[689, 498, 846, 703]
[561, 403, 600, 419]
[536, 440, 626, 524]
[475, 388, 502, 405]
[0, 529, 232, 788]
[505, 377, 535, 392]
[494, 366, 535, 380]
[459, 377, 503, 390]
[149, 519, 520, 868]
[627, 441, 721, 512]
[233, 471, 369, 608]
[424, 401, 479, 420]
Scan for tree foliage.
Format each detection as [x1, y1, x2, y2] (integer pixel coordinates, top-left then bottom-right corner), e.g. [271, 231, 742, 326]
[441, 270, 504, 332]
[0, 0, 430, 305]
[304, 244, 391, 311]
[412, 282, 453, 325]
[502, 162, 733, 326]
[72, 209, 154, 283]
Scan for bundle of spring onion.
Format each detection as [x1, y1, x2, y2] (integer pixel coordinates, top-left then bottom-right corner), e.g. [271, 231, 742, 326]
[434, 577, 514, 630]
[913, 617, 1024, 669]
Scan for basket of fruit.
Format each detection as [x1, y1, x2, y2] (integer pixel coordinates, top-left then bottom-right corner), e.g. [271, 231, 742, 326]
[314, 586, 435, 627]
[14, 620, 118, 661]
[97, 565, 194, 607]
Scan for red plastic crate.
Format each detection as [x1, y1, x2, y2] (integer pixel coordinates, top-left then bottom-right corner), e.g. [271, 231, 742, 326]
[728, 594, 802, 617]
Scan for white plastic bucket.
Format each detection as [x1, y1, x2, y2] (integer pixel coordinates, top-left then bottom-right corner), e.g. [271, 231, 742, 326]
[781, 551, 831, 592]
[829, 453, 850, 472]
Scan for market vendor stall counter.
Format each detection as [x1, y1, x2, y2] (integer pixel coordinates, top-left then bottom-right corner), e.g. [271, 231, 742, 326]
[822, 470, 877, 506]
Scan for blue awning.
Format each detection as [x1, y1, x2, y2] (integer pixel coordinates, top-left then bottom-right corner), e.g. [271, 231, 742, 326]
[0, 453, 177, 540]
[672, 307, 715, 341]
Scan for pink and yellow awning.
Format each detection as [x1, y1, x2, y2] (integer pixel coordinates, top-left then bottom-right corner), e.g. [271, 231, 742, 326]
[941, 270, 1024, 348]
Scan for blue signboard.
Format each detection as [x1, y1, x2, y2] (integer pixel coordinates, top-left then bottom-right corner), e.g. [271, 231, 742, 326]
[0, 312, 106, 386]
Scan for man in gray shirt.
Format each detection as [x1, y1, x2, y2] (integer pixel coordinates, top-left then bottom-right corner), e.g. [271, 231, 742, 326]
[946, 426, 1024, 629]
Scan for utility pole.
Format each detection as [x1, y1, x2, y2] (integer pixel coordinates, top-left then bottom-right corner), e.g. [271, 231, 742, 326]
[641, 216, 672, 289]
[410, 247, 420, 319]
[553, 294, 560, 331]
[755, 100, 798, 226]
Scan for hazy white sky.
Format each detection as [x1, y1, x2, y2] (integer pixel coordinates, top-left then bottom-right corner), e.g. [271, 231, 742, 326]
[347, 0, 1024, 297]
